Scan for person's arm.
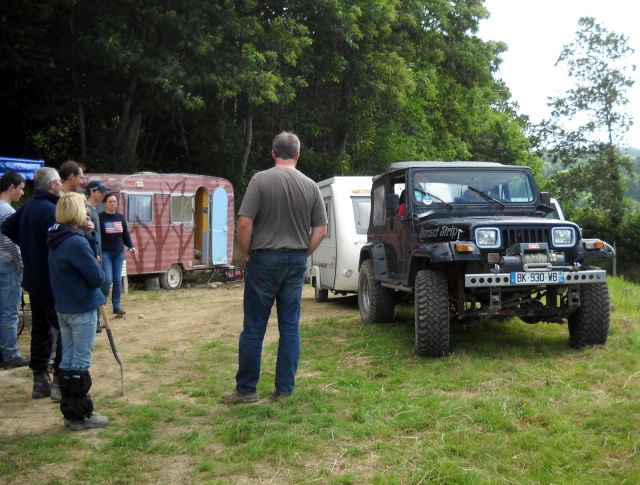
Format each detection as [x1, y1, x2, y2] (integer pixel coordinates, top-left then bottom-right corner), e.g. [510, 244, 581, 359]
[307, 224, 328, 256]
[0, 232, 22, 269]
[1, 210, 20, 246]
[0, 211, 23, 269]
[237, 215, 253, 261]
[87, 231, 100, 258]
[120, 215, 138, 256]
[69, 238, 105, 289]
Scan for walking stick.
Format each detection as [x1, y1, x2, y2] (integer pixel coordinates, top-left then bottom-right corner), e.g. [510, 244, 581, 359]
[100, 305, 124, 395]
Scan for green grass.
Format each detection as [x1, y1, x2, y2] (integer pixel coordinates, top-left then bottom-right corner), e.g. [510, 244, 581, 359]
[2, 276, 639, 484]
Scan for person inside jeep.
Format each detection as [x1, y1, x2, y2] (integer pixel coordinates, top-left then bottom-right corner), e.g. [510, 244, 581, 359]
[398, 190, 406, 215]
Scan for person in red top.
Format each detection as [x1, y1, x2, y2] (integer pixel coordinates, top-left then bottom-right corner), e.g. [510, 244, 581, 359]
[398, 190, 406, 216]
[98, 194, 137, 315]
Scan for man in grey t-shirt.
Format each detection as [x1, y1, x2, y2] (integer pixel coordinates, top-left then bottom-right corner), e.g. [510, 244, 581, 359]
[221, 132, 328, 404]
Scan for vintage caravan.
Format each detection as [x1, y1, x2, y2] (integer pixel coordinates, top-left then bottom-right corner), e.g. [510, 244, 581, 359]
[308, 176, 372, 302]
[84, 173, 235, 290]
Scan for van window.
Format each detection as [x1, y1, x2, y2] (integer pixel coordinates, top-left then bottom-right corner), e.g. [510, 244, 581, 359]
[127, 194, 152, 223]
[352, 196, 370, 234]
[324, 197, 331, 238]
[171, 195, 193, 224]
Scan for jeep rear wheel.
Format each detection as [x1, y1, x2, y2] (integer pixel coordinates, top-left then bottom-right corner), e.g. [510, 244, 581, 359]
[358, 259, 395, 324]
[414, 269, 450, 357]
[568, 282, 610, 347]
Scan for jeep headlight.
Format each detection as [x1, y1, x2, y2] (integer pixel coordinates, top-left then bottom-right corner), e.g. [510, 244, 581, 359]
[552, 227, 575, 247]
[476, 228, 500, 248]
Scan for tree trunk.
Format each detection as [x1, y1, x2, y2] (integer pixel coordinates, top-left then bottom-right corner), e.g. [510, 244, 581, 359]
[122, 111, 142, 170]
[71, 72, 87, 163]
[113, 79, 138, 148]
[239, 112, 252, 177]
[334, 77, 352, 155]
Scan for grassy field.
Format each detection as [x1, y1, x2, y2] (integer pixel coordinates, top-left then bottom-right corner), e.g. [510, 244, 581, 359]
[1, 277, 639, 484]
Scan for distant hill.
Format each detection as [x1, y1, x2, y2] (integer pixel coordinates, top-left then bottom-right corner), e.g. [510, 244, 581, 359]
[541, 147, 640, 204]
[625, 147, 640, 202]
[621, 146, 640, 159]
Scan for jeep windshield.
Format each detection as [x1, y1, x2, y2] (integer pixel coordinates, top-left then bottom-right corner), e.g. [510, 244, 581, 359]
[409, 169, 535, 209]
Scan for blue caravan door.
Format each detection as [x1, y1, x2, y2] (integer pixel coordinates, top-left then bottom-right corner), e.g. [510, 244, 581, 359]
[210, 187, 229, 264]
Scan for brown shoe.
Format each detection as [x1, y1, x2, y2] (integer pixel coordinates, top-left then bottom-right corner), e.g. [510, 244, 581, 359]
[113, 308, 126, 315]
[220, 390, 259, 404]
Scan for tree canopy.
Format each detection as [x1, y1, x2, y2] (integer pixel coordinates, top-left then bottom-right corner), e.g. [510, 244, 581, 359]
[1, 0, 532, 187]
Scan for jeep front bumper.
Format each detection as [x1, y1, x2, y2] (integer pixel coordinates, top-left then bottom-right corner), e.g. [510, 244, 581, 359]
[464, 269, 607, 288]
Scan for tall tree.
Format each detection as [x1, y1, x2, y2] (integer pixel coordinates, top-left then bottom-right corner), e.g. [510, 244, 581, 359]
[534, 17, 636, 241]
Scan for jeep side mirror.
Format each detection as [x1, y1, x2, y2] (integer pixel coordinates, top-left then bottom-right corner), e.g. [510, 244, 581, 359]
[537, 191, 555, 214]
[540, 192, 551, 205]
[386, 193, 400, 213]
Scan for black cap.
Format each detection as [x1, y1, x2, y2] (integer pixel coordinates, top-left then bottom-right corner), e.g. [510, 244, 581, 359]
[86, 180, 110, 194]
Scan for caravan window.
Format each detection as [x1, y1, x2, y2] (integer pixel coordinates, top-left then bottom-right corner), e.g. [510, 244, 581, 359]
[323, 197, 331, 238]
[352, 196, 370, 234]
[127, 194, 152, 223]
[171, 195, 194, 224]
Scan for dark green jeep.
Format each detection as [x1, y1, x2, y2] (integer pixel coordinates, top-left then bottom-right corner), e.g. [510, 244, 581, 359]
[358, 162, 615, 357]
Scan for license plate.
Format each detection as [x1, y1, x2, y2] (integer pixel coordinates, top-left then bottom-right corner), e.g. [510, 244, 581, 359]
[510, 271, 564, 285]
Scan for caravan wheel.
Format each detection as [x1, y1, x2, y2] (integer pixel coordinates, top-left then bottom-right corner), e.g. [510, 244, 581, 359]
[160, 264, 183, 290]
[314, 282, 329, 302]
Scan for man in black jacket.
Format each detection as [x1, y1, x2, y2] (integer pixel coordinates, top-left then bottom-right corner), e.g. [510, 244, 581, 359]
[2, 167, 63, 400]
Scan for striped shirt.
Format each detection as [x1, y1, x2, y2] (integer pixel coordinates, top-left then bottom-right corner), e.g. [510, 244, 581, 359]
[0, 200, 22, 267]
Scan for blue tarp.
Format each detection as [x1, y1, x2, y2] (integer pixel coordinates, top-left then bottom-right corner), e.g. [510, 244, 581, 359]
[0, 156, 45, 181]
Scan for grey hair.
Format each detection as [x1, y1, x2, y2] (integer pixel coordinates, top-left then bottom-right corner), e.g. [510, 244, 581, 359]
[34, 167, 60, 191]
[272, 132, 300, 160]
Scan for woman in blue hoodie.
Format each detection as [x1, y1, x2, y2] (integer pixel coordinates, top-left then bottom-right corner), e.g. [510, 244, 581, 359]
[48, 192, 108, 431]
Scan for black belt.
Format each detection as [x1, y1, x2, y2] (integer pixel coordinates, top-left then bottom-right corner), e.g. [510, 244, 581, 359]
[251, 248, 306, 253]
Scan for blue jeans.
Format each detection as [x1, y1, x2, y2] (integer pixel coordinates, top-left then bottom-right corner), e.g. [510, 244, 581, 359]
[236, 250, 307, 395]
[58, 311, 97, 371]
[101, 250, 124, 309]
[0, 261, 23, 361]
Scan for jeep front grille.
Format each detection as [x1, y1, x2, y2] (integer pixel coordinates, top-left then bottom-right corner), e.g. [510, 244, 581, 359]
[502, 227, 551, 247]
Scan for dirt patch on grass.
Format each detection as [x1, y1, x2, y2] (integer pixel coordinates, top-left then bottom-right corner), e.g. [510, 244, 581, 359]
[0, 280, 356, 437]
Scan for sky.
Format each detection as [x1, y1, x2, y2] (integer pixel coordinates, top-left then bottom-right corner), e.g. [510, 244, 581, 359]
[478, 0, 640, 148]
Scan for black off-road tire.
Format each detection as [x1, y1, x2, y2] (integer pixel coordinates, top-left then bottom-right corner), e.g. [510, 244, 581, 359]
[414, 269, 450, 357]
[358, 259, 395, 324]
[314, 282, 329, 303]
[568, 282, 610, 347]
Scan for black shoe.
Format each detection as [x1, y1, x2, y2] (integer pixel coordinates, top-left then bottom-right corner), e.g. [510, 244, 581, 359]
[269, 390, 292, 402]
[113, 308, 126, 315]
[3, 355, 30, 369]
[96, 320, 104, 333]
[32, 371, 52, 399]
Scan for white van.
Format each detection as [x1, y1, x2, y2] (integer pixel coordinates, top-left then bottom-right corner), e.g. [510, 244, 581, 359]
[547, 198, 565, 220]
[309, 176, 372, 302]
